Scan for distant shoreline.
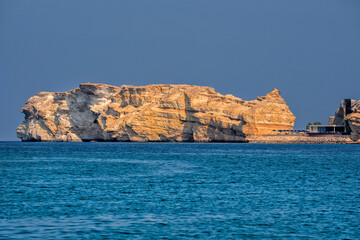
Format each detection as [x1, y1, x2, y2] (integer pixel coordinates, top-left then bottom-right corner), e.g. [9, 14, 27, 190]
[13, 137, 359, 144]
[247, 135, 359, 144]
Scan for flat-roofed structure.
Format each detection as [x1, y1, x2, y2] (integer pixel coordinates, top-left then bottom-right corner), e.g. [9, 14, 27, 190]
[308, 125, 345, 134]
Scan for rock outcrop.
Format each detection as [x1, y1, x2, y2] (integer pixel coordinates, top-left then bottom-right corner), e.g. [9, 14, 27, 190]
[348, 101, 360, 141]
[17, 83, 295, 142]
[349, 114, 360, 141]
[329, 99, 360, 141]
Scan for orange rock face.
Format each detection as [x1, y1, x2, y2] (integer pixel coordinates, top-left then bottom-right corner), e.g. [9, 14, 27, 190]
[16, 83, 295, 142]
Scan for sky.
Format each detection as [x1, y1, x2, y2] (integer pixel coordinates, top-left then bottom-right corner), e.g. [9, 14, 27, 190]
[1, 0, 360, 141]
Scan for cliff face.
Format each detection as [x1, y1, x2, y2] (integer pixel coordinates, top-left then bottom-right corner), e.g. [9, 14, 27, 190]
[17, 83, 295, 142]
[329, 99, 360, 141]
[348, 102, 360, 141]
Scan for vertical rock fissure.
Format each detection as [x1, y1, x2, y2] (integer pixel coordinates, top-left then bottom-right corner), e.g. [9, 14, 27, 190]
[182, 92, 195, 142]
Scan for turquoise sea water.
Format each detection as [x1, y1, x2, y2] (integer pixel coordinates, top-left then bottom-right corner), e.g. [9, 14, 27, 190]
[0, 142, 359, 239]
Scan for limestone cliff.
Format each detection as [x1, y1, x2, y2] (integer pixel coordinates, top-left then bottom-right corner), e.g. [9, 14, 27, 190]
[329, 99, 360, 141]
[348, 101, 360, 141]
[17, 83, 295, 142]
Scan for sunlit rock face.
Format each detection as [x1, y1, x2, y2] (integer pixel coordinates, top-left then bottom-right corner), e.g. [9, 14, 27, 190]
[17, 83, 295, 142]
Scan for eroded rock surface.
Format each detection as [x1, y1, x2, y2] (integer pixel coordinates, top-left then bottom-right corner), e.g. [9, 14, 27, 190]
[348, 101, 360, 141]
[17, 83, 295, 142]
[329, 99, 360, 141]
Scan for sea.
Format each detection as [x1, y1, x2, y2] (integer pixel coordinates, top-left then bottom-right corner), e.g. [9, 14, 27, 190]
[0, 142, 359, 239]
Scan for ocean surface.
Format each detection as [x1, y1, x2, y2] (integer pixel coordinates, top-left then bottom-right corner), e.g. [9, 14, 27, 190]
[0, 142, 359, 239]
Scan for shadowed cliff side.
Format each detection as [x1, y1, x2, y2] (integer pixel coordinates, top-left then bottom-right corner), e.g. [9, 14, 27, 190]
[17, 83, 295, 142]
[329, 99, 360, 141]
[348, 102, 360, 141]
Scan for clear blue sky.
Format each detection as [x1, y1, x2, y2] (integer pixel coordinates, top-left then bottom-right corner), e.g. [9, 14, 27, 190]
[1, 0, 359, 141]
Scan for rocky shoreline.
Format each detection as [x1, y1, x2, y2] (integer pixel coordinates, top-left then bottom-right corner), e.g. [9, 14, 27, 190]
[19, 135, 359, 144]
[247, 135, 359, 144]
[15, 83, 360, 143]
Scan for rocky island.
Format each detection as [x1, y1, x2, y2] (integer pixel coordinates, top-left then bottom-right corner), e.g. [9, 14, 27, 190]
[17, 83, 295, 142]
